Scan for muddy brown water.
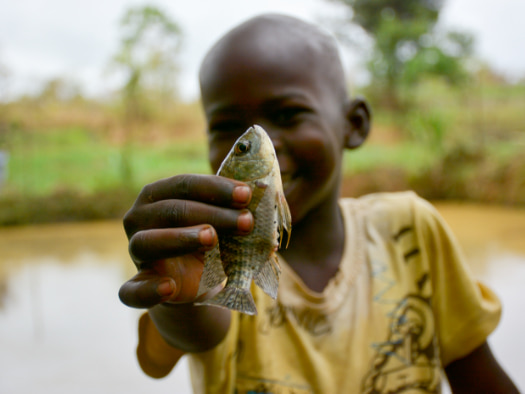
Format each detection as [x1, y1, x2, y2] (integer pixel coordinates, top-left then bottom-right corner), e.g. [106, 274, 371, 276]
[0, 202, 524, 393]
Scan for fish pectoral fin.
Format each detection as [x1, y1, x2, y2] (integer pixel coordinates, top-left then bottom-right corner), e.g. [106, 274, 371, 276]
[254, 254, 281, 300]
[249, 181, 268, 211]
[277, 192, 292, 248]
[197, 244, 227, 297]
[197, 286, 258, 315]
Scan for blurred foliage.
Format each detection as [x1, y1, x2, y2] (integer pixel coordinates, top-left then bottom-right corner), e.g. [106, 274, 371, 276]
[0, 101, 207, 195]
[110, 4, 183, 121]
[328, 0, 473, 109]
[0, 61, 10, 100]
[0, 188, 136, 226]
[108, 4, 184, 189]
[0, 1, 523, 227]
[0, 13, 524, 226]
[0, 71, 524, 225]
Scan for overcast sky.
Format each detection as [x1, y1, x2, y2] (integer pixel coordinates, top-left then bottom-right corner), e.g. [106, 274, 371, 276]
[1, 0, 524, 101]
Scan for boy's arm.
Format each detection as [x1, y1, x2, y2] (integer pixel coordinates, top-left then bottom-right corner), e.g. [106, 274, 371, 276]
[135, 305, 230, 378]
[136, 311, 185, 378]
[445, 341, 519, 393]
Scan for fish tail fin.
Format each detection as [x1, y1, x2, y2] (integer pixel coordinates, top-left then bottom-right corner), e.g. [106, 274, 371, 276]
[198, 286, 257, 315]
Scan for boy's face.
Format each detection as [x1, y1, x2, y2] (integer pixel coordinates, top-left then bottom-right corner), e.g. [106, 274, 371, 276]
[200, 24, 351, 224]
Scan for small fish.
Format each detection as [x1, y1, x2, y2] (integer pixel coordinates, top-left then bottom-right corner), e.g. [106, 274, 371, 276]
[196, 125, 291, 315]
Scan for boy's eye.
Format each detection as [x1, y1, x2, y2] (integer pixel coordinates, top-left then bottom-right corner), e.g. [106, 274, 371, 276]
[209, 119, 245, 134]
[273, 107, 308, 126]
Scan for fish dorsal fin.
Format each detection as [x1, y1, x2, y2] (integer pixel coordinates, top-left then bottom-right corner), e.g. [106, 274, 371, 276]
[197, 244, 227, 298]
[254, 254, 281, 299]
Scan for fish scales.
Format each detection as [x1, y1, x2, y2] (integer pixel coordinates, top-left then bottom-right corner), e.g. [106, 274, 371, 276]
[195, 125, 291, 315]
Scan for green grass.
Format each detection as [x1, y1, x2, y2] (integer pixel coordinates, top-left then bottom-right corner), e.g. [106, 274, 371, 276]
[343, 142, 440, 175]
[129, 140, 210, 185]
[3, 128, 117, 194]
[1, 127, 209, 196]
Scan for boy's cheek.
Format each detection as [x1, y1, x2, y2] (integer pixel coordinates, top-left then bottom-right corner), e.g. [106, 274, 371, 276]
[208, 144, 231, 172]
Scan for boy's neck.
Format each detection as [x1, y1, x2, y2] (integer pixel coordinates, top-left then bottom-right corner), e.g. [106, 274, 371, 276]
[280, 195, 345, 293]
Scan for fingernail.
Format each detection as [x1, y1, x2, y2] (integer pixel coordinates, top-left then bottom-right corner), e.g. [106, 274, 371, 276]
[237, 210, 253, 233]
[199, 226, 215, 248]
[157, 279, 175, 297]
[232, 185, 251, 205]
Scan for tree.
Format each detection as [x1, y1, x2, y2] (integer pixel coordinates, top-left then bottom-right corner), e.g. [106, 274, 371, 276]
[109, 5, 182, 187]
[0, 58, 10, 102]
[329, 0, 473, 109]
[110, 5, 183, 122]
[37, 77, 83, 103]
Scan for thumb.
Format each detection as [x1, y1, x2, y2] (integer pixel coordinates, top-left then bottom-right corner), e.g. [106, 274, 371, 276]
[118, 271, 177, 309]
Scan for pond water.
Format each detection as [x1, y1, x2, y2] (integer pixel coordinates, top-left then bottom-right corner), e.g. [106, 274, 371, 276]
[0, 203, 524, 393]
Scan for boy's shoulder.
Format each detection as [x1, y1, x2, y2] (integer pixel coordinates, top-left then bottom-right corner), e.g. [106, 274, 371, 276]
[341, 190, 433, 213]
[340, 191, 440, 235]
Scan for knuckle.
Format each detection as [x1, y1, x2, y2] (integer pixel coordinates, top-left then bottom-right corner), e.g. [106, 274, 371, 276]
[174, 174, 196, 199]
[162, 200, 189, 225]
[139, 182, 156, 203]
[123, 208, 139, 236]
[128, 231, 148, 262]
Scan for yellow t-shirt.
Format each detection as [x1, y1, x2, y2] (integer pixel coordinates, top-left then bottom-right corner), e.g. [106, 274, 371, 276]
[136, 192, 501, 393]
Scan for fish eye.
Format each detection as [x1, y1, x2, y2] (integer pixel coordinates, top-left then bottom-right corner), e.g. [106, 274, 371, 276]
[234, 141, 251, 154]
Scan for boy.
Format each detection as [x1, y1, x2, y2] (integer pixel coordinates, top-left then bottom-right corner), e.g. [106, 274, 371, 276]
[119, 14, 518, 393]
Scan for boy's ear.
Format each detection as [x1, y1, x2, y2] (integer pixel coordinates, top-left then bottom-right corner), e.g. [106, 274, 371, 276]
[344, 97, 371, 149]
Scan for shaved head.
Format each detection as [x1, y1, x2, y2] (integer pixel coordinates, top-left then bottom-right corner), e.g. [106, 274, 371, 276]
[199, 13, 349, 104]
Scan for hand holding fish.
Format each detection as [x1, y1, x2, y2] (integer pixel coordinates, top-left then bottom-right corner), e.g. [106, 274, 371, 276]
[118, 174, 255, 309]
[119, 125, 290, 317]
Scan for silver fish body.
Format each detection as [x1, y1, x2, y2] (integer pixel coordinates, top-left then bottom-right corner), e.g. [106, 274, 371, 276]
[196, 125, 291, 315]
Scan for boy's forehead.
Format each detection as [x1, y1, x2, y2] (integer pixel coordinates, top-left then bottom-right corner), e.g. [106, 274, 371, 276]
[199, 14, 344, 97]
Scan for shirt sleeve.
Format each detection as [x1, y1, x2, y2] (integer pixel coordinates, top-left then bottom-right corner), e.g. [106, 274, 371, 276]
[136, 312, 185, 379]
[413, 196, 502, 366]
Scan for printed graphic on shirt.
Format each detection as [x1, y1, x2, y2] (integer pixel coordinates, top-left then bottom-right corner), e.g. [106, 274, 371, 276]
[258, 303, 332, 336]
[362, 295, 440, 393]
[362, 226, 441, 393]
[235, 376, 313, 394]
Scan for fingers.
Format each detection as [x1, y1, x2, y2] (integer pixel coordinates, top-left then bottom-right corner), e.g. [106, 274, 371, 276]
[129, 225, 217, 265]
[137, 174, 251, 208]
[123, 174, 253, 239]
[125, 200, 253, 239]
[120, 174, 253, 309]
[119, 272, 177, 309]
